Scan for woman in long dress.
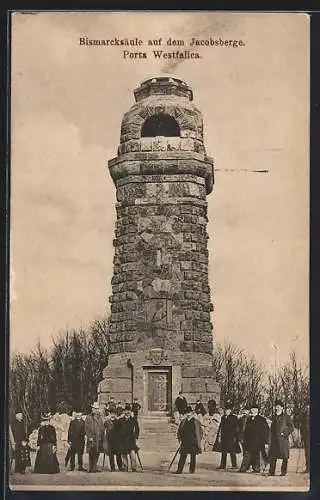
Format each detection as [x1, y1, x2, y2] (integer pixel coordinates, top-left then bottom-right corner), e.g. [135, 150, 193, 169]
[34, 413, 60, 474]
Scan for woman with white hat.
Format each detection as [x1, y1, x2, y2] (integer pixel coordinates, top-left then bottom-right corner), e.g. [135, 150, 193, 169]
[33, 412, 60, 474]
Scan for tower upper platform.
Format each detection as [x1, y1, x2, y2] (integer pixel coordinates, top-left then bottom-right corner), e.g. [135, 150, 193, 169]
[108, 76, 214, 194]
[134, 76, 194, 102]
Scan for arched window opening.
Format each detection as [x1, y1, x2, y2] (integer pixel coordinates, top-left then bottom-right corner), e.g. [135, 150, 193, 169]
[141, 114, 180, 137]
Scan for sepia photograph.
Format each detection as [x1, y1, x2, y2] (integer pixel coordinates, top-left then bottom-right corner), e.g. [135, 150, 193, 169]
[8, 11, 309, 491]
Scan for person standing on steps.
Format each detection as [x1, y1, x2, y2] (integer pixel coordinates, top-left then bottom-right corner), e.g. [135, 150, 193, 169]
[174, 391, 188, 419]
[175, 405, 203, 474]
[85, 402, 105, 473]
[207, 398, 217, 417]
[268, 399, 294, 476]
[132, 397, 142, 421]
[195, 396, 207, 417]
[67, 411, 86, 471]
[116, 401, 124, 416]
[107, 397, 117, 414]
[214, 402, 241, 470]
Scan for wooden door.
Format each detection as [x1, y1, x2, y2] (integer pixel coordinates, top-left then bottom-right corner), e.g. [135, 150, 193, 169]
[147, 372, 168, 412]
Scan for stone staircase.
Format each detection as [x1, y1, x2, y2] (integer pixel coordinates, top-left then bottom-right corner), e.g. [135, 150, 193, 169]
[138, 417, 179, 452]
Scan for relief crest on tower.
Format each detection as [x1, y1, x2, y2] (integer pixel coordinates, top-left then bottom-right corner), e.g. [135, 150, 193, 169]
[146, 347, 168, 365]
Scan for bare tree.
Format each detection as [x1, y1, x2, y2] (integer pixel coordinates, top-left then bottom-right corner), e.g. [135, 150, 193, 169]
[263, 350, 309, 424]
[212, 341, 265, 410]
[9, 342, 52, 432]
[10, 317, 110, 429]
[50, 318, 109, 413]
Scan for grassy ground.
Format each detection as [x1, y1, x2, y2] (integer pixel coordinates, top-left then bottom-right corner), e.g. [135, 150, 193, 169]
[9, 449, 309, 491]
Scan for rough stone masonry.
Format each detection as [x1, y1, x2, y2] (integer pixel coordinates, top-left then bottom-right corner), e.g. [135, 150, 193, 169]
[98, 76, 220, 414]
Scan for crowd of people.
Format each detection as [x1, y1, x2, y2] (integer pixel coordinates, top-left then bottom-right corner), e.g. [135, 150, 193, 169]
[173, 392, 309, 476]
[9, 393, 309, 479]
[9, 398, 142, 475]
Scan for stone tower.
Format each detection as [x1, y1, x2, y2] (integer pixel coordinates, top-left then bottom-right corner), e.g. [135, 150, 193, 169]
[99, 76, 220, 414]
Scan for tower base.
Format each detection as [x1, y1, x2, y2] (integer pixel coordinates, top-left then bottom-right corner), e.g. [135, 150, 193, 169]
[98, 349, 220, 415]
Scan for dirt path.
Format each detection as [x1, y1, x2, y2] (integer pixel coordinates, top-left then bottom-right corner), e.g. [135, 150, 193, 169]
[9, 449, 309, 491]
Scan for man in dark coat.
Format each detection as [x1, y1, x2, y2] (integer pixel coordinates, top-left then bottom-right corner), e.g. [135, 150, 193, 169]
[238, 403, 269, 473]
[195, 396, 207, 417]
[238, 406, 250, 445]
[118, 404, 140, 472]
[132, 398, 142, 421]
[175, 391, 188, 417]
[268, 399, 294, 476]
[207, 399, 217, 417]
[67, 412, 86, 471]
[11, 411, 31, 474]
[103, 409, 123, 471]
[215, 403, 241, 470]
[107, 397, 116, 414]
[85, 402, 105, 473]
[175, 406, 203, 474]
[65, 412, 76, 468]
[116, 401, 124, 416]
[300, 403, 309, 473]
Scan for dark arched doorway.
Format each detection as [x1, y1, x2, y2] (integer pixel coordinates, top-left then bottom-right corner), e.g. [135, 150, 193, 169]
[141, 114, 180, 137]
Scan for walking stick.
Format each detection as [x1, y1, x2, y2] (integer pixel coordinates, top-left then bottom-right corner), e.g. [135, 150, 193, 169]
[261, 458, 269, 475]
[296, 446, 302, 474]
[168, 445, 181, 472]
[260, 448, 269, 475]
[135, 450, 143, 471]
[102, 453, 106, 468]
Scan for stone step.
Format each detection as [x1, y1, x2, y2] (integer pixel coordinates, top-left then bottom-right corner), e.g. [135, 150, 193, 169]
[140, 426, 176, 432]
[137, 418, 179, 452]
[140, 428, 176, 432]
[139, 435, 177, 441]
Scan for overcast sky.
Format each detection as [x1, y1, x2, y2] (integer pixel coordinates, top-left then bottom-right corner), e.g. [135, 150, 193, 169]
[10, 12, 309, 369]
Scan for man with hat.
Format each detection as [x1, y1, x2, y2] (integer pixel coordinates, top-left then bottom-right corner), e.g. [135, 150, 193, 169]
[214, 402, 241, 470]
[85, 402, 105, 473]
[268, 399, 294, 476]
[103, 408, 123, 471]
[116, 401, 124, 416]
[107, 397, 116, 414]
[174, 391, 188, 418]
[238, 402, 269, 473]
[175, 405, 203, 474]
[67, 411, 86, 471]
[64, 413, 74, 468]
[238, 406, 250, 445]
[118, 403, 140, 472]
[11, 411, 31, 474]
[132, 397, 142, 421]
